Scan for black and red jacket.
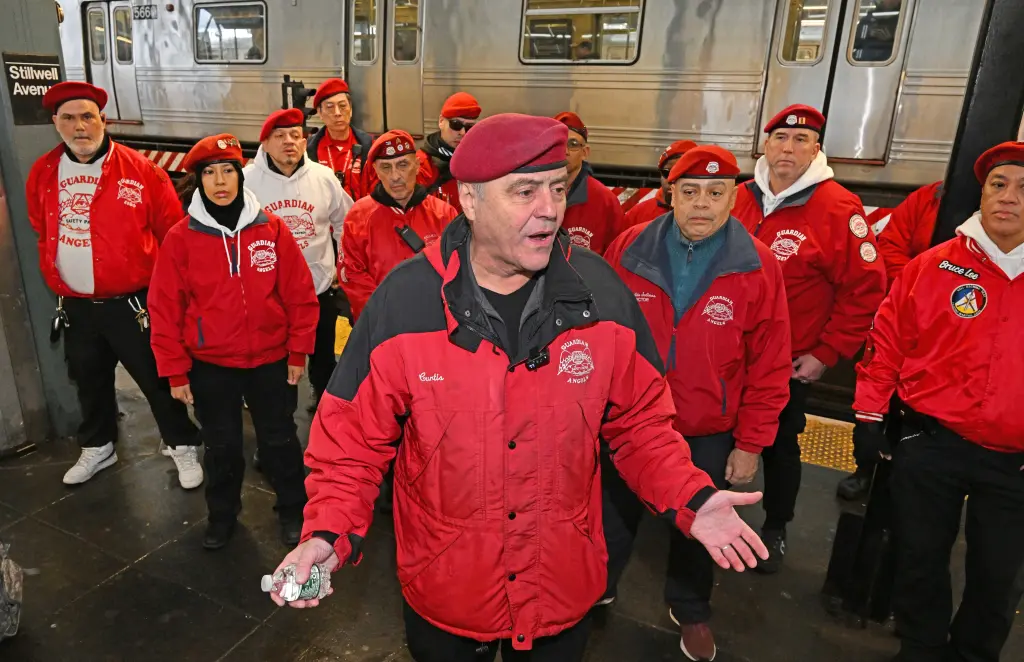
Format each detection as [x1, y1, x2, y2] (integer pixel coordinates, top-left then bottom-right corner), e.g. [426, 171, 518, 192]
[301, 217, 716, 650]
[605, 216, 791, 452]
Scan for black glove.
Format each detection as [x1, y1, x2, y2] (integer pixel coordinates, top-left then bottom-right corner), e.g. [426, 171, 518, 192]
[853, 420, 891, 467]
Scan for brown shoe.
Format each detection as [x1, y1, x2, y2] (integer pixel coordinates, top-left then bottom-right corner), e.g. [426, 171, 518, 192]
[670, 611, 717, 661]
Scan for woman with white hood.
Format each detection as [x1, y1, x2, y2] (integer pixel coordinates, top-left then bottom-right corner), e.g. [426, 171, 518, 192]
[148, 133, 319, 551]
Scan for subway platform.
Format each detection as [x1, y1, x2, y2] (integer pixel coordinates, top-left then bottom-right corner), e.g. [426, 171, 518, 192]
[0, 371, 1021, 662]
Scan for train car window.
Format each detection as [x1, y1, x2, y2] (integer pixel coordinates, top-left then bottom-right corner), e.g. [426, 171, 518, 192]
[779, 0, 830, 64]
[87, 8, 107, 64]
[849, 0, 904, 64]
[520, 0, 643, 64]
[392, 0, 420, 63]
[351, 0, 378, 64]
[113, 7, 133, 64]
[193, 2, 267, 64]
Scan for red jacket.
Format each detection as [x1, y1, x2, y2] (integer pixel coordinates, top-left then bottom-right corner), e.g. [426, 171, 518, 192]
[854, 235, 1023, 452]
[876, 181, 942, 287]
[416, 150, 462, 213]
[605, 217, 791, 453]
[307, 125, 375, 200]
[148, 192, 319, 386]
[733, 179, 887, 367]
[339, 186, 458, 321]
[563, 164, 626, 255]
[622, 190, 672, 231]
[26, 140, 181, 298]
[301, 218, 717, 649]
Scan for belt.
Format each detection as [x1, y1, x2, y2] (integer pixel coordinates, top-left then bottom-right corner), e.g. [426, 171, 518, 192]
[66, 288, 147, 304]
[900, 407, 952, 440]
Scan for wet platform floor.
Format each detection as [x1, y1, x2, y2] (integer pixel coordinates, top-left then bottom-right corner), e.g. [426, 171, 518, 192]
[1, 372, 1021, 662]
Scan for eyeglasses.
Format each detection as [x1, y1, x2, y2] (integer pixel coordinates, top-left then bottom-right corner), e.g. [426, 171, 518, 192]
[447, 119, 475, 132]
[567, 138, 586, 151]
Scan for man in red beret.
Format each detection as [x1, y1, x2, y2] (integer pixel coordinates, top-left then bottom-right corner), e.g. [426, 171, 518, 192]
[244, 109, 354, 412]
[731, 104, 886, 572]
[602, 146, 790, 660]
[853, 141, 1024, 662]
[555, 111, 626, 254]
[269, 114, 769, 661]
[621, 139, 698, 231]
[25, 81, 202, 487]
[306, 78, 374, 201]
[338, 130, 457, 322]
[416, 91, 482, 213]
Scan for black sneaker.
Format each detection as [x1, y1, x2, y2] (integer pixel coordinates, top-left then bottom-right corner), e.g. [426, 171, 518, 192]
[753, 529, 786, 574]
[203, 520, 236, 551]
[280, 515, 303, 548]
[836, 469, 871, 501]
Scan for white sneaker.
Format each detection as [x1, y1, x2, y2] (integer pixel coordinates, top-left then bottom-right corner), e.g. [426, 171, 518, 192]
[167, 445, 204, 489]
[63, 443, 118, 485]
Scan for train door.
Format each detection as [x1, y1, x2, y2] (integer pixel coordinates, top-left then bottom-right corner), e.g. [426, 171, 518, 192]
[759, 0, 915, 162]
[82, 1, 142, 122]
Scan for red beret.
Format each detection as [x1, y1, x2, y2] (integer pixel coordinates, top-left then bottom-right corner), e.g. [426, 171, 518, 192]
[974, 141, 1024, 183]
[765, 104, 825, 134]
[182, 133, 244, 172]
[259, 108, 305, 142]
[313, 78, 350, 109]
[658, 140, 698, 170]
[367, 130, 417, 164]
[43, 81, 108, 114]
[450, 113, 568, 183]
[441, 92, 482, 120]
[668, 145, 741, 183]
[554, 111, 588, 141]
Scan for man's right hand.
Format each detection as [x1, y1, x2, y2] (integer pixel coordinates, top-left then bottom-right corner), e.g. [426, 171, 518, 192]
[170, 384, 193, 405]
[269, 537, 340, 609]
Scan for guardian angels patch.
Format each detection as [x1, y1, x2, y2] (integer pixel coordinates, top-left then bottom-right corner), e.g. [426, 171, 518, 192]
[951, 283, 987, 319]
[849, 214, 869, 239]
[859, 242, 878, 263]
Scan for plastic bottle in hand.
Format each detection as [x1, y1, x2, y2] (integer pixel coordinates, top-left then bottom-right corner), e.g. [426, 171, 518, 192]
[261, 563, 331, 602]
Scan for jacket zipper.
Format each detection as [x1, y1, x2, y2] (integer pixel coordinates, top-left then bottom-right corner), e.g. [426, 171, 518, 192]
[232, 236, 253, 365]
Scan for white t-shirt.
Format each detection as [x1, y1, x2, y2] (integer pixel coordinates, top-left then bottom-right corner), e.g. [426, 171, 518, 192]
[56, 152, 103, 295]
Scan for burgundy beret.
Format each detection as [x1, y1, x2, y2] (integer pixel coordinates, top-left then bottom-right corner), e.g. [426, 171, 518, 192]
[450, 113, 568, 183]
[259, 108, 305, 142]
[43, 81, 108, 114]
[313, 78, 350, 108]
[366, 130, 417, 164]
[182, 133, 244, 172]
[441, 92, 482, 120]
[658, 140, 698, 170]
[974, 141, 1024, 183]
[668, 145, 741, 183]
[554, 111, 588, 141]
[765, 104, 825, 134]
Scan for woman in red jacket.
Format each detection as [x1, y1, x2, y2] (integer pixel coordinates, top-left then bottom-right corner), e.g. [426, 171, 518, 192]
[148, 134, 319, 551]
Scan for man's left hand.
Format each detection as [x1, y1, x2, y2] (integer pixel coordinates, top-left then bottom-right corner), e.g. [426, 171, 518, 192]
[725, 449, 759, 485]
[690, 491, 769, 571]
[288, 365, 305, 385]
[791, 354, 826, 383]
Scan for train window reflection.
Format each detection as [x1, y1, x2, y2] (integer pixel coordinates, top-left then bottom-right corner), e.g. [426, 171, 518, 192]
[352, 0, 378, 64]
[850, 0, 903, 64]
[521, 0, 643, 64]
[87, 9, 106, 64]
[194, 3, 267, 64]
[779, 0, 830, 64]
[113, 7, 133, 65]
[392, 0, 420, 63]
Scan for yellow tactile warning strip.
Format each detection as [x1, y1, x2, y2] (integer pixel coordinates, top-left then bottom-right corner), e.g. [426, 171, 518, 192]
[800, 416, 857, 473]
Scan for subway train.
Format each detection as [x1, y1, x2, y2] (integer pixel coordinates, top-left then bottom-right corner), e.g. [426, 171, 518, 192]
[56, 0, 1010, 199]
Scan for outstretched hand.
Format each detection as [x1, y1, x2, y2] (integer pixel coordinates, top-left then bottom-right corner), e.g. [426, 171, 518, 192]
[689, 491, 769, 571]
[269, 538, 340, 609]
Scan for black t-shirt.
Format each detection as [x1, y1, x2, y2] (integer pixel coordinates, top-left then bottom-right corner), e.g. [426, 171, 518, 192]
[482, 278, 538, 360]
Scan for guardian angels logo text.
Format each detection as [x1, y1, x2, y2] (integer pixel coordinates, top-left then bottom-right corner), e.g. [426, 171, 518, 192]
[565, 227, 593, 250]
[557, 339, 594, 384]
[248, 240, 278, 273]
[770, 229, 806, 261]
[117, 178, 144, 208]
[703, 296, 734, 326]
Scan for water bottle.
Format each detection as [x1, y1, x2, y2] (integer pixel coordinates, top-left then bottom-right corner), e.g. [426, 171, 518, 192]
[261, 562, 331, 602]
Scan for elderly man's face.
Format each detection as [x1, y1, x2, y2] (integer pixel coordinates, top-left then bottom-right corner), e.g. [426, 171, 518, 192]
[764, 128, 820, 185]
[53, 99, 106, 160]
[264, 126, 306, 168]
[671, 178, 738, 241]
[460, 168, 569, 274]
[317, 93, 352, 136]
[374, 154, 419, 203]
[980, 164, 1024, 248]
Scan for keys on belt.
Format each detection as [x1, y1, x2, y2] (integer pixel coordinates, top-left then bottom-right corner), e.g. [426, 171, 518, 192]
[128, 296, 150, 332]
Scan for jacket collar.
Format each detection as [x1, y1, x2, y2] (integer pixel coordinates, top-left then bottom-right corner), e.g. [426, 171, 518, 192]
[745, 179, 819, 214]
[566, 162, 593, 208]
[371, 182, 429, 211]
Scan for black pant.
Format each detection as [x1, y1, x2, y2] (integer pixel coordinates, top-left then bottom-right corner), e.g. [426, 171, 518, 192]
[402, 601, 592, 662]
[603, 431, 734, 623]
[760, 379, 810, 531]
[63, 291, 199, 448]
[189, 358, 307, 523]
[308, 290, 338, 400]
[890, 414, 1024, 662]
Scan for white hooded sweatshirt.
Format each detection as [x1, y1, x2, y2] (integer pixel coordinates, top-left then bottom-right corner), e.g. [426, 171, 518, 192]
[188, 186, 264, 278]
[243, 147, 353, 294]
[753, 149, 835, 216]
[956, 211, 1024, 280]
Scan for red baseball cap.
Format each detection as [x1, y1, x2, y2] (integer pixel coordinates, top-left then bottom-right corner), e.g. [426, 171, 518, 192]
[764, 104, 825, 134]
[366, 130, 417, 164]
[554, 111, 588, 141]
[43, 81, 108, 114]
[441, 92, 482, 120]
[313, 78, 350, 109]
[259, 108, 305, 142]
[450, 114, 568, 183]
[974, 141, 1024, 183]
[658, 140, 699, 170]
[668, 145, 741, 183]
[182, 133, 244, 172]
